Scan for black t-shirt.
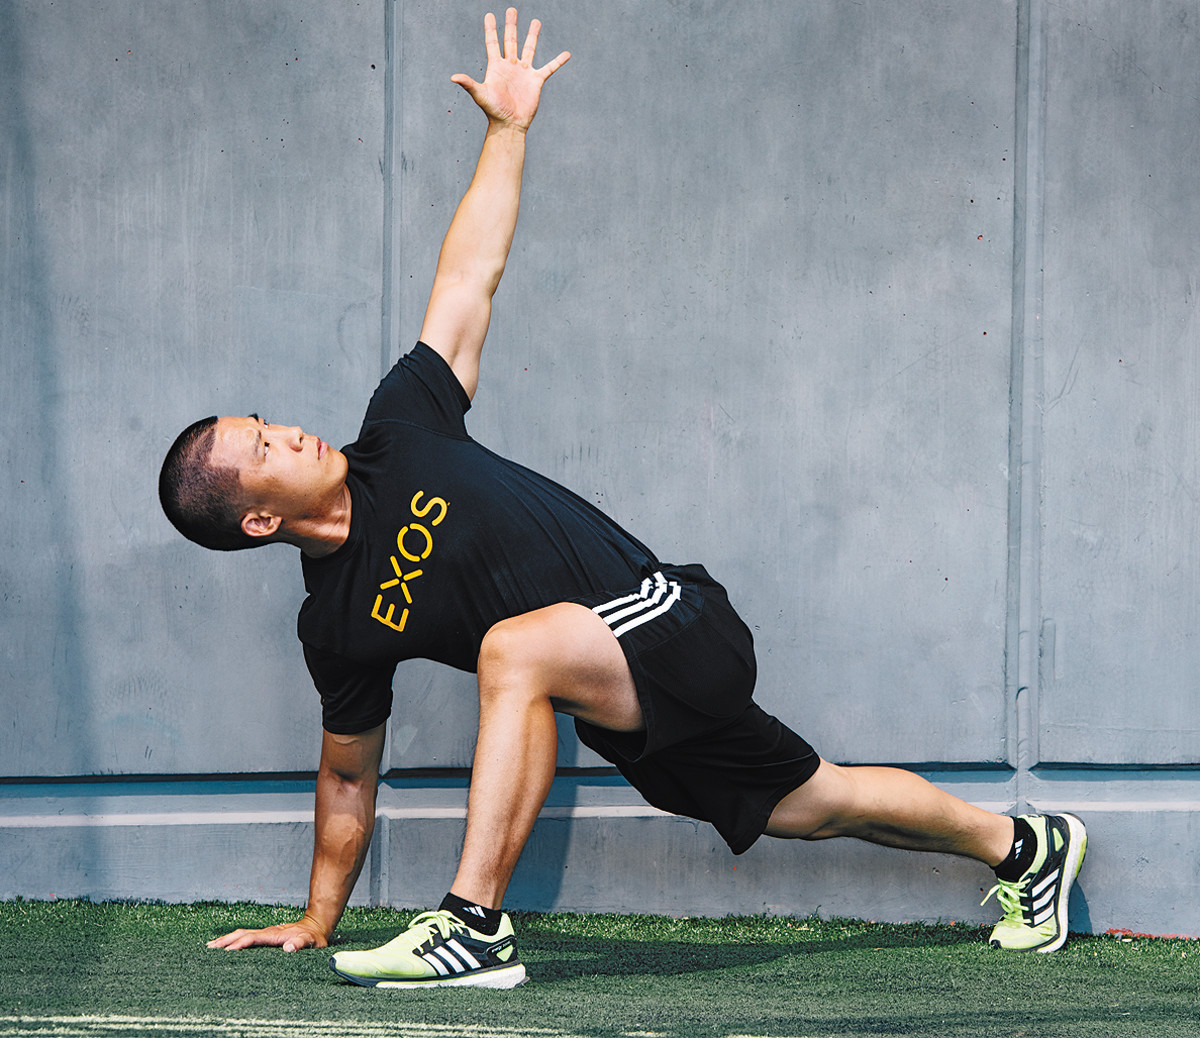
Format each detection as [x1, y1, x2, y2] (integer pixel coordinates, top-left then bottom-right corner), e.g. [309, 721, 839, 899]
[298, 343, 660, 734]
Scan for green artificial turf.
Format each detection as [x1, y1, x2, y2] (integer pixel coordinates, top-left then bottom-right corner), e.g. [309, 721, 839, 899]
[1, 899, 1198, 1037]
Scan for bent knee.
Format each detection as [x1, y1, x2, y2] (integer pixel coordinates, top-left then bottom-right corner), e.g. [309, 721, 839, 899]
[477, 619, 535, 695]
[476, 603, 588, 695]
[475, 604, 642, 728]
[479, 605, 567, 663]
[477, 615, 523, 673]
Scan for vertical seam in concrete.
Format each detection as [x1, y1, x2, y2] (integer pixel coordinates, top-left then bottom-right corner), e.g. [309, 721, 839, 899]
[375, 0, 404, 906]
[1006, 0, 1048, 811]
[379, 1, 401, 797]
[369, 812, 390, 907]
[381, 0, 402, 383]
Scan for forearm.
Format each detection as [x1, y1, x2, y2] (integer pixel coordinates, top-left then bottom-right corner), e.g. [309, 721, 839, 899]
[418, 121, 529, 393]
[420, 9, 569, 396]
[435, 121, 528, 298]
[302, 763, 378, 940]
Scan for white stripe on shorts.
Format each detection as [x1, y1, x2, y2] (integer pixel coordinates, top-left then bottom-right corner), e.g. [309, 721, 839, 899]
[592, 571, 684, 639]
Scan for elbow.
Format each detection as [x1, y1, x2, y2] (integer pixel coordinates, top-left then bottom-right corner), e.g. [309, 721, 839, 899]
[432, 262, 505, 302]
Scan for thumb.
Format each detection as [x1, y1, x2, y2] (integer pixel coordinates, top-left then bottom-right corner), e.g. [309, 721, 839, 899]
[451, 73, 481, 98]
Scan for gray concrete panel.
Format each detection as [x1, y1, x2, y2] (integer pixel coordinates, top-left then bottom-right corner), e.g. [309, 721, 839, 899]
[391, 0, 1016, 767]
[3, 0, 1016, 778]
[1038, 1, 1200, 763]
[0, 780, 328, 904]
[2, 0, 384, 775]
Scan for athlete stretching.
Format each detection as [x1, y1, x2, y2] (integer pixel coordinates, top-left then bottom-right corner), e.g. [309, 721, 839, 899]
[160, 9, 1085, 988]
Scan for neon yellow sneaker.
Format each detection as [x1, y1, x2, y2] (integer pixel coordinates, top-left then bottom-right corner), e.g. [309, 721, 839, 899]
[329, 909, 526, 989]
[983, 813, 1087, 952]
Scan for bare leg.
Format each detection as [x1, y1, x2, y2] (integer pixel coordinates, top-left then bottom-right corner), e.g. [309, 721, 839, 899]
[450, 604, 1013, 907]
[450, 602, 643, 908]
[765, 758, 1014, 867]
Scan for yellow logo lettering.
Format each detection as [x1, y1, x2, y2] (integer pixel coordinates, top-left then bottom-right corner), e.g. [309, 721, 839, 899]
[410, 491, 448, 526]
[369, 491, 447, 633]
[397, 523, 433, 563]
[371, 559, 425, 632]
[371, 594, 408, 632]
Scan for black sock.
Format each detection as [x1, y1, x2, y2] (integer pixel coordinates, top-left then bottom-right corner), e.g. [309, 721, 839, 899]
[992, 816, 1038, 881]
[439, 892, 503, 936]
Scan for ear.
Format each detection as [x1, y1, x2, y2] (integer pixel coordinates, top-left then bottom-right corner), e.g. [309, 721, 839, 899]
[241, 510, 283, 539]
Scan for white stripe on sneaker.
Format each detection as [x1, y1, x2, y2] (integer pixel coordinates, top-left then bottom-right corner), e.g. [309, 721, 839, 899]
[421, 952, 450, 976]
[1033, 871, 1059, 898]
[433, 947, 463, 972]
[446, 939, 482, 969]
[1033, 904, 1055, 926]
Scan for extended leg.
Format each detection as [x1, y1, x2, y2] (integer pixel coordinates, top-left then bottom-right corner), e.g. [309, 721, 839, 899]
[765, 761, 1086, 952]
[451, 602, 643, 908]
[765, 758, 1013, 866]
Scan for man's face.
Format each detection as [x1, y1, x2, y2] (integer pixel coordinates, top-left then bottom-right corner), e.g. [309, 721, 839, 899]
[210, 415, 349, 531]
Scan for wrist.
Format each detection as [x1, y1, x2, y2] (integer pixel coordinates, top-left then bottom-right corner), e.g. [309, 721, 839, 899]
[300, 910, 335, 941]
[486, 117, 530, 140]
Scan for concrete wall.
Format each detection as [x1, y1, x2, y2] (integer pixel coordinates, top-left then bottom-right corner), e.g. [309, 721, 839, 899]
[3, 0, 1198, 937]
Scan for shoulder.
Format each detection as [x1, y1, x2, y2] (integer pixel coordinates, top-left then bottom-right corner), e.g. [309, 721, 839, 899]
[361, 343, 472, 435]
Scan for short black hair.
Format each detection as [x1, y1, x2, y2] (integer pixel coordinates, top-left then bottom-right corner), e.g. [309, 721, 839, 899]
[159, 416, 258, 551]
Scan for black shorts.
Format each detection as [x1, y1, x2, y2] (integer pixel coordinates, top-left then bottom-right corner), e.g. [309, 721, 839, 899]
[571, 564, 820, 855]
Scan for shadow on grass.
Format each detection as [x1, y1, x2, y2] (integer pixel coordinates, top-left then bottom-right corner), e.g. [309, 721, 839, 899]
[529, 926, 983, 983]
[321, 923, 1193, 1038]
[329, 915, 984, 984]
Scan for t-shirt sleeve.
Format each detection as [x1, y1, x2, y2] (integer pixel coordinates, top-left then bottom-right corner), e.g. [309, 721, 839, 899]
[303, 643, 396, 735]
[359, 341, 472, 438]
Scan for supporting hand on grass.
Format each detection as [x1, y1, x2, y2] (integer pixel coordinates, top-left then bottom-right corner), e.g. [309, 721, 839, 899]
[207, 914, 329, 953]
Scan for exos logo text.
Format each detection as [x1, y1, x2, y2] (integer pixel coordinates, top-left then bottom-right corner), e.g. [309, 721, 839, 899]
[370, 491, 448, 633]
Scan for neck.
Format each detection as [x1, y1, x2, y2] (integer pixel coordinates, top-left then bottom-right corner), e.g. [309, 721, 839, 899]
[288, 483, 354, 558]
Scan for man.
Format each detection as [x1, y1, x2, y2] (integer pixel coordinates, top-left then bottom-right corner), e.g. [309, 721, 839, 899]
[160, 9, 1086, 990]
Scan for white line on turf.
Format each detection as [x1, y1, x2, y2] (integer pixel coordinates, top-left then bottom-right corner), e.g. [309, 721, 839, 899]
[0, 1020, 836, 1038]
[2, 1020, 567, 1038]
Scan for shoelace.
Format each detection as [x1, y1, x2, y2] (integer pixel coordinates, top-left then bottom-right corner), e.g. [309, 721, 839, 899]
[407, 910, 463, 942]
[378, 909, 464, 952]
[980, 879, 1027, 922]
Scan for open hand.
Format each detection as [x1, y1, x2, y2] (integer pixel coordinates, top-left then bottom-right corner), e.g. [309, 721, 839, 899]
[206, 915, 329, 953]
[452, 7, 570, 131]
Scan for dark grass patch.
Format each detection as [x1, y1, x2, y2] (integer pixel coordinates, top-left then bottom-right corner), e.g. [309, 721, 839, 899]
[1, 900, 1198, 1037]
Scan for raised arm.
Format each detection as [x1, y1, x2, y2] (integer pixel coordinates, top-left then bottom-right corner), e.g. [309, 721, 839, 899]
[419, 7, 570, 399]
[207, 723, 386, 952]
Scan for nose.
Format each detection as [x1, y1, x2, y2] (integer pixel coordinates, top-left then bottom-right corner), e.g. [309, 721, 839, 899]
[270, 424, 305, 450]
